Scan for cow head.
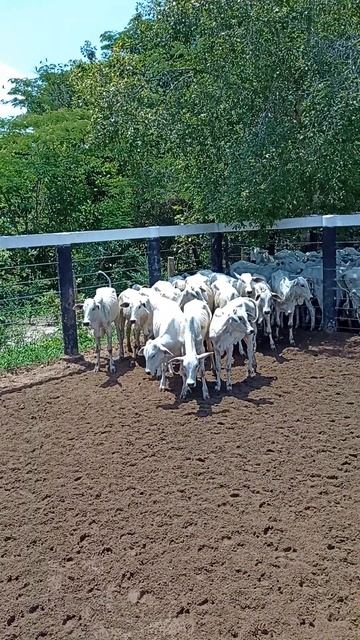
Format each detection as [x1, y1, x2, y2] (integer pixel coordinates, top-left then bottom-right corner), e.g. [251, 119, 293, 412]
[170, 352, 213, 388]
[138, 339, 174, 377]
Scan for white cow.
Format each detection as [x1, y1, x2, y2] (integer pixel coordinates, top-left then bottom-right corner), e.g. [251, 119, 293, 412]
[74, 271, 121, 373]
[169, 299, 213, 400]
[209, 297, 258, 392]
[250, 247, 274, 264]
[211, 279, 239, 309]
[138, 298, 185, 391]
[169, 275, 187, 291]
[338, 267, 360, 319]
[152, 280, 182, 303]
[271, 270, 315, 345]
[252, 278, 278, 350]
[179, 279, 214, 311]
[233, 272, 256, 297]
[118, 288, 152, 359]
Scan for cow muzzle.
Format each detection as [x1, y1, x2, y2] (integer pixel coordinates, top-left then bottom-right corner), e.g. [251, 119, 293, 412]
[83, 321, 90, 327]
[130, 319, 136, 325]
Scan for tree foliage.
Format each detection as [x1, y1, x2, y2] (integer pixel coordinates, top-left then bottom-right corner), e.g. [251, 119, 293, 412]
[1, 0, 359, 234]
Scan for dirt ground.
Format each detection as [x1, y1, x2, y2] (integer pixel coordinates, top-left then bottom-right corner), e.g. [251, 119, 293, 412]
[0, 332, 359, 640]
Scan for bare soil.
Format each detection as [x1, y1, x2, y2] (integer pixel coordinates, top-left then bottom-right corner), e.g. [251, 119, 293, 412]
[1, 332, 359, 640]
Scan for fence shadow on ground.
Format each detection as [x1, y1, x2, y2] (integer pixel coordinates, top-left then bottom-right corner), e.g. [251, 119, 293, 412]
[293, 330, 360, 359]
[0, 353, 137, 397]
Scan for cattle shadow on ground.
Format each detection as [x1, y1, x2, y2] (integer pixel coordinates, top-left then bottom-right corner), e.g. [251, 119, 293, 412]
[99, 356, 138, 388]
[159, 372, 276, 417]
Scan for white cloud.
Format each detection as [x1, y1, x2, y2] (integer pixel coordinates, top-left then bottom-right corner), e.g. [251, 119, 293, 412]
[0, 61, 26, 118]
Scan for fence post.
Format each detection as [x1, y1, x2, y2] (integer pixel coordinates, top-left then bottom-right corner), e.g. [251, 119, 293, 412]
[147, 237, 161, 286]
[322, 226, 337, 332]
[167, 256, 175, 279]
[211, 233, 223, 272]
[57, 245, 79, 356]
[223, 234, 230, 274]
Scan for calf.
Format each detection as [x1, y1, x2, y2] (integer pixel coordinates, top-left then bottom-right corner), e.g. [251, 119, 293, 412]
[209, 297, 258, 392]
[271, 270, 315, 345]
[74, 271, 120, 373]
[338, 267, 360, 321]
[118, 288, 152, 359]
[252, 278, 278, 350]
[138, 298, 185, 391]
[169, 299, 213, 400]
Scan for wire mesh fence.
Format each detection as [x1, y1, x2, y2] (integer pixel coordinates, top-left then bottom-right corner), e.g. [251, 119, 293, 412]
[1, 225, 359, 369]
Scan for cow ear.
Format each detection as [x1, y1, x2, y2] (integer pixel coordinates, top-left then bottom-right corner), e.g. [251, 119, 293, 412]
[119, 301, 130, 308]
[138, 346, 145, 356]
[95, 303, 101, 310]
[73, 303, 83, 311]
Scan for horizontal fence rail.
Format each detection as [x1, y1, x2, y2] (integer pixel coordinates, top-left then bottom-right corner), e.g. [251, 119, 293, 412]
[2, 214, 360, 250]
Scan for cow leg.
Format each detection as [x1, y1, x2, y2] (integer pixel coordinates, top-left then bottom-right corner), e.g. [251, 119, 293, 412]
[214, 349, 222, 391]
[159, 361, 169, 391]
[133, 326, 140, 359]
[200, 361, 210, 400]
[238, 340, 245, 356]
[264, 315, 276, 350]
[107, 329, 116, 373]
[288, 310, 295, 345]
[305, 299, 315, 331]
[94, 335, 101, 372]
[244, 333, 256, 377]
[115, 319, 122, 360]
[225, 345, 233, 391]
[179, 364, 189, 400]
[275, 306, 281, 340]
[126, 321, 132, 354]
[295, 306, 300, 329]
[206, 337, 216, 373]
[118, 313, 125, 359]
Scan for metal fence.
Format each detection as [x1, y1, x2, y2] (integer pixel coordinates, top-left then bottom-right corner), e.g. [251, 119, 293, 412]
[0, 215, 359, 359]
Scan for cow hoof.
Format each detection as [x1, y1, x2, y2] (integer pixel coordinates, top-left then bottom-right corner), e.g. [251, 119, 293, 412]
[270, 344, 276, 351]
[215, 383, 221, 392]
[289, 340, 295, 346]
[94, 365, 100, 373]
[203, 392, 210, 400]
[226, 384, 232, 392]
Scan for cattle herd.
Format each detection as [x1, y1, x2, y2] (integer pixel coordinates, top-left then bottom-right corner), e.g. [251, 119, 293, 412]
[74, 245, 360, 399]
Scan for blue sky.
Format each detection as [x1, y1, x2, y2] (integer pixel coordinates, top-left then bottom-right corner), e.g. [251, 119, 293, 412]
[1, 0, 137, 116]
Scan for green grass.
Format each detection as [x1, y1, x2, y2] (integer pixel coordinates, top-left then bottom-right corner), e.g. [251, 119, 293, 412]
[0, 327, 95, 372]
